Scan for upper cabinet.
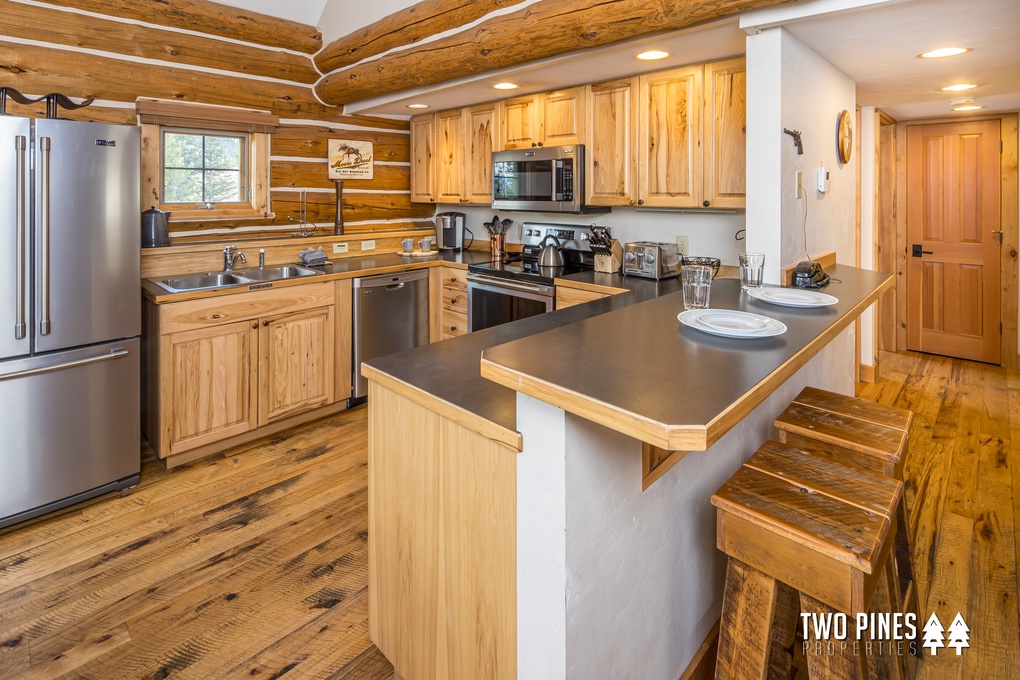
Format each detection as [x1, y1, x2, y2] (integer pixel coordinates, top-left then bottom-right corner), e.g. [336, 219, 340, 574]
[499, 94, 541, 150]
[413, 103, 499, 205]
[702, 58, 747, 209]
[638, 65, 704, 208]
[499, 87, 586, 150]
[585, 77, 639, 206]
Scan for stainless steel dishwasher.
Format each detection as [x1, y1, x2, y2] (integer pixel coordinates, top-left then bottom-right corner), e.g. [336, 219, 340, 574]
[352, 268, 430, 399]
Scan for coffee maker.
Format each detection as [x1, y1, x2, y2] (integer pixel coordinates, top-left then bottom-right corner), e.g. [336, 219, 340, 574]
[436, 212, 471, 251]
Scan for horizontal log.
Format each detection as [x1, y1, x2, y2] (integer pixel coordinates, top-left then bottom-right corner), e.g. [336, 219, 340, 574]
[272, 126, 410, 163]
[0, 1, 318, 84]
[314, 0, 527, 73]
[32, 0, 322, 54]
[271, 190, 435, 223]
[165, 220, 435, 242]
[0, 40, 335, 117]
[271, 161, 409, 192]
[316, 0, 794, 105]
[3, 101, 135, 125]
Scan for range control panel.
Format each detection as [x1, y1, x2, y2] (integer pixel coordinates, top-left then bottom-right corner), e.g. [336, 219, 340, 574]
[519, 223, 595, 250]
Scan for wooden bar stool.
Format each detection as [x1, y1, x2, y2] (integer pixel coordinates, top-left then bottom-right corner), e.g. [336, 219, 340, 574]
[774, 386, 915, 611]
[712, 441, 903, 680]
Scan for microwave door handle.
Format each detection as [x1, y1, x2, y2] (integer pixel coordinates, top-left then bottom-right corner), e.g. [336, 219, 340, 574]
[551, 160, 559, 202]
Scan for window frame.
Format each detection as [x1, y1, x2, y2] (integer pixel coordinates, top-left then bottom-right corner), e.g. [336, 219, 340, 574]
[160, 127, 250, 208]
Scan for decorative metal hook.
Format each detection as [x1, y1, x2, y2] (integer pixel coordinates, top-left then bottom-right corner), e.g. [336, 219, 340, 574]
[44, 93, 95, 119]
[783, 128, 804, 155]
[0, 87, 45, 115]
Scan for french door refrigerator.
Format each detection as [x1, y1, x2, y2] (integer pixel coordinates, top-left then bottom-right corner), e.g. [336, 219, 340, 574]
[0, 116, 141, 529]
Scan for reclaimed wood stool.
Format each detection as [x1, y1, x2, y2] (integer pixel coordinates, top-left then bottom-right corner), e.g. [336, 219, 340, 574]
[711, 441, 904, 680]
[773, 387, 916, 611]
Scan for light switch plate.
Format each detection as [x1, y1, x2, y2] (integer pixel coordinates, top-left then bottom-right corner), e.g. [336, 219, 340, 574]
[332, 243, 349, 254]
[795, 171, 803, 198]
[676, 235, 689, 257]
[361, 240, 376, 251]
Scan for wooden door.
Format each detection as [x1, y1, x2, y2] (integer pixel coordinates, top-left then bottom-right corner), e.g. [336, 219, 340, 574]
[703, 57, 746, 209]
[258, 306, 335, 425]
[436, 108, 466, 204]
[585, 77, 638, 206]
[540, 87, 585, 146]
[499, 95, 540, 150]
[165, 320, 257, 456]
[466, 103, 499, 204]
[410, 114, 436, 204]
[906, 120, 1001, 363]
[638, 65, 703, 208]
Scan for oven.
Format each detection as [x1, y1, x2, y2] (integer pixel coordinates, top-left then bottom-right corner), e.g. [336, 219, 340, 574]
[467, 273, 554, 332]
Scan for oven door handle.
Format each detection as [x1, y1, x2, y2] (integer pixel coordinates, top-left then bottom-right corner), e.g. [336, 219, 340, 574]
[467, 274, 553, 296]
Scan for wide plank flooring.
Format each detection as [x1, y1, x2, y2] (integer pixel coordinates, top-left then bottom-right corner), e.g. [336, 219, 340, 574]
[858, 351, 1020, 679]
[0, 404, 393, 680]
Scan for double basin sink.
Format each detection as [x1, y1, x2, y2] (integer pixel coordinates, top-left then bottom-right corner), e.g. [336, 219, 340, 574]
[156, 265, 322, 293]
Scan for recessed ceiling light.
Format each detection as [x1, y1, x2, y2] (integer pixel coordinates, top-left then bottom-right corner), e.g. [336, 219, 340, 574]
[950, 97, 983, 111]
[918, 47, 971, 59]
[406, 104, 429, 109]
[493, 82, 519, 90]
[637, 50, 670, 61]
[941, 83, 977, 92]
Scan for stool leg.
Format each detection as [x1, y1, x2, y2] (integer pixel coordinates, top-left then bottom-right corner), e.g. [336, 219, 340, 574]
[864, 559, 905, 680]
[716, 558, 780, 680]
[767, 582, 800, 680]
[800, 594, 869, 680]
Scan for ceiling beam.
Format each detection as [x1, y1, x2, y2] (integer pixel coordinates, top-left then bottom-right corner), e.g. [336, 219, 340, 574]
[315, 0, 529, 74]
[315, 0, 795, 106]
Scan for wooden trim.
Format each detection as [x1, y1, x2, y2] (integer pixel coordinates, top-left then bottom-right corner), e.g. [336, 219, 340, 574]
[480, 272, 893, 451]
[314, 0, 795, 106]
[552, 277, 630, 296]
[1001, 114, 1018, 369]
[779, 250, 837, 286]
[678, 621, 720, 680]
[641, 443, 690, 490]
[859, 361, 877, 384]
[137, 98, 279, 132]
[361, 363, 523, 451]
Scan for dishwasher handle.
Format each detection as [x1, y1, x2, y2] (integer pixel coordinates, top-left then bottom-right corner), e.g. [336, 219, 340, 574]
[386, 283, 406, 291]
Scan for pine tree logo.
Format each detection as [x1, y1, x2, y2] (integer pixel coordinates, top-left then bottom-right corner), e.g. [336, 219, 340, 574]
[947, 613, 970, 654]
[922, 613, 945, 655]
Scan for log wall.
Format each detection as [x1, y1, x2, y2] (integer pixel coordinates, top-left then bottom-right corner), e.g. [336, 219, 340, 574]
[0, 0, 430, 242]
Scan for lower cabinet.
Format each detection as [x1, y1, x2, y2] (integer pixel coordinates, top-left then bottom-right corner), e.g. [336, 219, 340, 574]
[441, 266, 468, 339]
[144, 282, 345, 463]
[556, 286, 610, 308]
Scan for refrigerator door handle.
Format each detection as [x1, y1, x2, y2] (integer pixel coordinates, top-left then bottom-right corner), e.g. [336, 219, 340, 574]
[39, 136, 51, 336]
[15, 135, 27, 340]
[0, 348, 129, 382]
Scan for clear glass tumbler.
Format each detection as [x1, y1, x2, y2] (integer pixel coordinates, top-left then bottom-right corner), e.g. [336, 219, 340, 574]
[682, 264, 713, 310]
[739, 252, 766, 290]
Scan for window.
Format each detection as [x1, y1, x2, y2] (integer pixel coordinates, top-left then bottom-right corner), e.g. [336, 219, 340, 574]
[137, 98, 278, 221]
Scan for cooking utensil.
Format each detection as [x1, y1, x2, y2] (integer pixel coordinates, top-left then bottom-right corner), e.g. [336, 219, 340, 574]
[141, 206, 170, 248]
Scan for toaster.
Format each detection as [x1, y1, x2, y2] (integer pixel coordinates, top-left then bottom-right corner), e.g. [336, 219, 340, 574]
[623, 241, 680, 279]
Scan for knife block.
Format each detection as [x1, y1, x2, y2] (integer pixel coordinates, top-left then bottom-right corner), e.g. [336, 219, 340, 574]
[594, 240, 623, 273]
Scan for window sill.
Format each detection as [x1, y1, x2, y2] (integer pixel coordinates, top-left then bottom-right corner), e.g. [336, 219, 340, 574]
[165, 208, 272, 222]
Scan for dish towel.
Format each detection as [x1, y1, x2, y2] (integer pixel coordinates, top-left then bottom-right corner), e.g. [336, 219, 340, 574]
[299, 246, 329, 265]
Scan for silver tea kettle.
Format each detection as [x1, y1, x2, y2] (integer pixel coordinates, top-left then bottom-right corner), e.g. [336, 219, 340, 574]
[538, 234, 564, 268]
[141, 206, 170, 248]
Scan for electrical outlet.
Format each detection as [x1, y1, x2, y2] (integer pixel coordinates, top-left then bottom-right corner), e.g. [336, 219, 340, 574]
[796, 171, 803, 198]
[361, 240, 376, 251]
[676, 235, 689, 257]
[332, 243, 349, 254]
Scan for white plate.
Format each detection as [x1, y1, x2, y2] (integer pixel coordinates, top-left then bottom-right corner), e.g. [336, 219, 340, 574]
[678, 310, 787, 339]
[696, 310, 771, 334]
[746, 287, 838, 308]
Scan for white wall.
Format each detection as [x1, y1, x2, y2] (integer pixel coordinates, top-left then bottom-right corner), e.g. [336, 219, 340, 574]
[438, 204, 746, 264]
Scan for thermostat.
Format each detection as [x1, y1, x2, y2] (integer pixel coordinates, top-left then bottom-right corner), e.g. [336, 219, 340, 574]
[817, 167, 831, 193]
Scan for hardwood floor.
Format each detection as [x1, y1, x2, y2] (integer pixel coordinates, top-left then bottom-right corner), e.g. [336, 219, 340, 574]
[0, 351, 1015, 679]
[0, 404, 393, 680]
[857, 351, 1020, 679]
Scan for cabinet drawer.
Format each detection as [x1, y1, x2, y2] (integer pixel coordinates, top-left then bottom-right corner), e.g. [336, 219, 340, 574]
[160, 282, 335, 334]
[442, 267, 468, 292]
[443, 309, 467, 338]
[443, 286, 468, 314]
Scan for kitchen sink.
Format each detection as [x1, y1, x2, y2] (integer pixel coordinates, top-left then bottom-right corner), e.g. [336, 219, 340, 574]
[158, 273, 254, 292]
[234, 266, 322, 281]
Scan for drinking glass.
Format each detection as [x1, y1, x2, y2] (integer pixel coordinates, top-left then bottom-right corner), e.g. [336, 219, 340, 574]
[682, 264, 713, 310]
[739, 252, 765, 290]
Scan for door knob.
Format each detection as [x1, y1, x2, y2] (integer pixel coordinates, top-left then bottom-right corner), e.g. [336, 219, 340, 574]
[911, 244, 933, 257]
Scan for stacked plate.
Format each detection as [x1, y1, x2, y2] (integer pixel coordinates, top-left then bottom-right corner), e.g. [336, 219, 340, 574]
[746, 288, 838, 308]
[678, 310, 787, 339]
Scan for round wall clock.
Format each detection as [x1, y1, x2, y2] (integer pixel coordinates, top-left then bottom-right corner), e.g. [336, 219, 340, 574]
[837, 109, 852, 164]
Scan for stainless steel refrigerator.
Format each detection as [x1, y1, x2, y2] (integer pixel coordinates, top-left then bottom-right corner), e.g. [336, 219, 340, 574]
[0, 116, 141, 529]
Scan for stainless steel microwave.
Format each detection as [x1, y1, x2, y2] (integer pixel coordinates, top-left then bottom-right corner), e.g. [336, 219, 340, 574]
[492, 145, 609, 214]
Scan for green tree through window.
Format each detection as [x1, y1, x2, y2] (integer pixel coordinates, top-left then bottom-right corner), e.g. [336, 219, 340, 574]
[163, 130, 247, 204]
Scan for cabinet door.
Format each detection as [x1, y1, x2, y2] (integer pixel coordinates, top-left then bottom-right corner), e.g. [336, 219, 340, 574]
[586, 78, 638, 206]
[638, 66, 703, 208]
[410, 114, 436, 204]
[258, 306, 335, 425]
[436, 108, 466, 204]
[466, 103, 499, 204]
[165, 320, 257, 456]
[703, 57, 746, 209]
[541, 87, 586, 146]
[499, 95, 541, 150]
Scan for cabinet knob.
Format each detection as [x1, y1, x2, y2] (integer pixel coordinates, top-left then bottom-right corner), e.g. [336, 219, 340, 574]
[262, 320, 269, 327]
[637, 199, 644, 206]
[703, 200, 710, 207]
[430, 198, 435, 203]
[537, 142, 543, 147]
[629, 199, 636, 206]
[531, 143, 537, 148]
[593, 160, 598, 167]
[451, 326, 457, 331]
[251, 322, 258, 329]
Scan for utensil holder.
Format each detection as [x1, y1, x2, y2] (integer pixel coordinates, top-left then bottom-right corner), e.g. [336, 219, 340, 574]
[594, 239, 623, 273]
[489, 233, 505, 261]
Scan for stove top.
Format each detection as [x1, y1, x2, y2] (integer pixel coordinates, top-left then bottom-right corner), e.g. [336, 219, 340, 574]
[468, 257, 590, 286]
[467, 222, 602, 286]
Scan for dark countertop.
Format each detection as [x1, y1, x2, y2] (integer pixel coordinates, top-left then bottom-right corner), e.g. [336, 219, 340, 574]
[315, 248, 493, 274]
[366, 265, 889, 448]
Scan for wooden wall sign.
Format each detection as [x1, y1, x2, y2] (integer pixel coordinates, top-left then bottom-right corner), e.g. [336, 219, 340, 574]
[328, 139, 374, 179]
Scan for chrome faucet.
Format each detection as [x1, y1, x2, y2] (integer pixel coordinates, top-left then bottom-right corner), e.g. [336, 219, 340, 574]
[289, 188, 313, 237]
[223, 245, 247, 271]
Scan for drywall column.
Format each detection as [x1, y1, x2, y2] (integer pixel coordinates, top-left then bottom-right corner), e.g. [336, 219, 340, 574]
[859, 107, 879, 373]
[515, 329, 856, 679]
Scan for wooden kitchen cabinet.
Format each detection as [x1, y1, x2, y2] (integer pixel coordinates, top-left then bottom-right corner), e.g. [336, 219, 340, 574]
[556, 286, 609, 308]
[258, 306, 335, 425]
[441, 266, 468, 339]
[540, 87, 586, 146]
[465, 103, 500, 204]
[703, 57, 747, 209]
[499, 94, 541, 150]
[436, 108, 467, 204]
[410, 113, 437, 203]
[638, 65, 704, 209]
[585, 77, 639, 206]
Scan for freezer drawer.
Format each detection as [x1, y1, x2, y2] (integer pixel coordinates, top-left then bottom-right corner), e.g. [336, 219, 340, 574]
[0, 338, 140, 528]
